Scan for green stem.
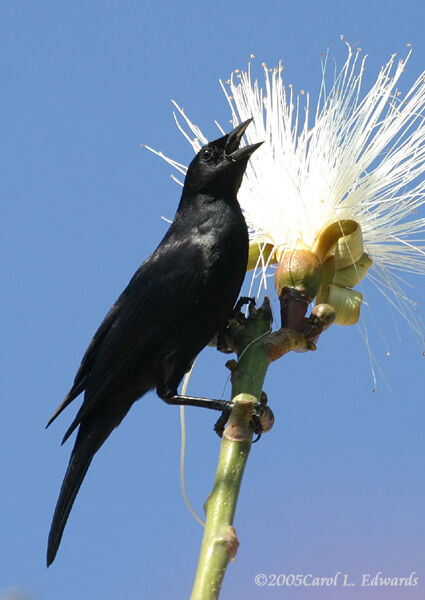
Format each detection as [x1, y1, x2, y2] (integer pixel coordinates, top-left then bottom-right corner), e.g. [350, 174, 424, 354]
[190, 299, 304, 600]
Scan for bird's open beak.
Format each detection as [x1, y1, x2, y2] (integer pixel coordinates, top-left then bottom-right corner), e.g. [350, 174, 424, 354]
[224, 119, 263, 161]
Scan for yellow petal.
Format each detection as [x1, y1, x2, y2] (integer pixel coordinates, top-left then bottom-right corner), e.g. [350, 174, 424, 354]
[333, 253, 373, 287]
[334, 221, 364, 269]
[325, 284, 363, 326]
[312, 219, 363, 267]
[246, 242, 276, 272]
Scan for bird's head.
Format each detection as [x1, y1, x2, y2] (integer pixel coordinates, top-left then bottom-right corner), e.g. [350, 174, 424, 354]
[183, 119, 263, 196]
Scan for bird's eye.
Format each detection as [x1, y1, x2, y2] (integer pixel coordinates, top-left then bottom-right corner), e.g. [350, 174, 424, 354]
[202, 147, 213, 161]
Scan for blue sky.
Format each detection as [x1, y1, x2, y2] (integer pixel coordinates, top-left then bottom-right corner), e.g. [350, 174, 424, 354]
[2, 1, 425, 599]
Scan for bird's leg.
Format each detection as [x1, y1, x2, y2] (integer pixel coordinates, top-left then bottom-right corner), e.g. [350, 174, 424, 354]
[159, 390, 232, 413]
[158, 388, 273, 437]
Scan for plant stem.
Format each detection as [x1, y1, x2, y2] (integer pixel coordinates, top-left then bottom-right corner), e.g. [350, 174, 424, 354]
[190, 299, 305, 599]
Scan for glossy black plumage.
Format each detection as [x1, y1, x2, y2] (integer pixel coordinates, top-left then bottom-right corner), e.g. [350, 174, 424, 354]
[46, 120, 262, 565]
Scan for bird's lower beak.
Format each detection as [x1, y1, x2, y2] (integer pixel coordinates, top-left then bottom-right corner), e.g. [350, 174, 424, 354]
[229, 141, 264, 162]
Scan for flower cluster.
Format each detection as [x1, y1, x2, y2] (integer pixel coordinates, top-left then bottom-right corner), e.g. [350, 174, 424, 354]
[148, 41, 425, 351]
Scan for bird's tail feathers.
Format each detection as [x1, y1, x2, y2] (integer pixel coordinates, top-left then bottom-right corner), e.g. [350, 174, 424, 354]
[46, 377, 87, 429]
[47, 423, 104, 566]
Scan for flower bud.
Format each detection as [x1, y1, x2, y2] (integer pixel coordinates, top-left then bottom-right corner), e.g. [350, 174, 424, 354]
[274, 248, 322, 331]
[311, 303, 336, 331]
[274, 248, 322, 301]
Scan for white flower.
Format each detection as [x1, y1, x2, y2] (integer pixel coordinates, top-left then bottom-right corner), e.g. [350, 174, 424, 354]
[147, 41, 425, 358]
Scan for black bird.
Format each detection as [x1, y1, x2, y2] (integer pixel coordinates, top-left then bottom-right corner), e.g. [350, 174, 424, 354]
[46, 120, 262, 565]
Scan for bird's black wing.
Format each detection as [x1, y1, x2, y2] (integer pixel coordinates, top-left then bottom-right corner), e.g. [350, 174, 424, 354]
[46, 303, 121, 427]
[58, 235, 210, 441]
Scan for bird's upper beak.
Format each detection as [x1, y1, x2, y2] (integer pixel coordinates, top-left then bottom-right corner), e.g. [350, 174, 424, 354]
[224, 119, 264, 161]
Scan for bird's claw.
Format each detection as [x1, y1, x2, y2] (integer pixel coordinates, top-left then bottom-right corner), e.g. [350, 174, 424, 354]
[213, 411, 229, 437]
[252, 391, 274, 442]
[214, 297, 256, 353]
[232, 296, 255, 318]
[213, 391, 274, 440]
